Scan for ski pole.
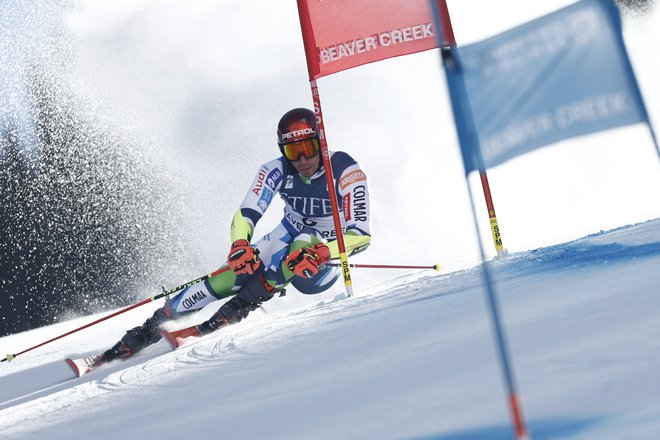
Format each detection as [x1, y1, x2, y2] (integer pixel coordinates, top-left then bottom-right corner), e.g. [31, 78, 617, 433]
[327, 262, 442, 271]
[1, 266, 231, 363]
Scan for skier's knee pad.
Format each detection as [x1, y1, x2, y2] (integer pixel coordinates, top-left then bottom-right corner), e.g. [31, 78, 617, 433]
[218, 272, 280, 324]
[238, 272, 279, 303]
[292, 265, 339, 294]
[120, 325, 160, 354]
[218, 296, 253, 324]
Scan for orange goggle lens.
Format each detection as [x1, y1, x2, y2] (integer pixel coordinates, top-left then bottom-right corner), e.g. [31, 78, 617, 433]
[282, 138, 320, 161]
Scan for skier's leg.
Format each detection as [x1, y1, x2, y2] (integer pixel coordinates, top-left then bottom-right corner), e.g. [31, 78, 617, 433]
[175, 226, 325, 337]
[102, 306, 173, 361]
[103, 268, 240, 361]
[197, 229, 333, 334]
[278, 230, 337, 293]
[197, 268, 282, 334]
[290, 264, 340, 294]
[191, 224, 292, 334]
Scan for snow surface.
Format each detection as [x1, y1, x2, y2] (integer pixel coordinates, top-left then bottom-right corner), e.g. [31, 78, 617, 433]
[1, 218, 659, 439]
[2, 0, 659, 438]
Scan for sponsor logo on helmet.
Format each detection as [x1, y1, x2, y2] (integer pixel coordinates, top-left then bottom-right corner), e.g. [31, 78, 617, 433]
[281, 127, 315, 141]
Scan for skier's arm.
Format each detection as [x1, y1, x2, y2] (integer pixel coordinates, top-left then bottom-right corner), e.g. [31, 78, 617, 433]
[326, 232, 371, 259]
[230, 209, 255, 242]
[327, 161, 372, 259]
[230, 159, 284, 242]
[227, 160, 284, 273]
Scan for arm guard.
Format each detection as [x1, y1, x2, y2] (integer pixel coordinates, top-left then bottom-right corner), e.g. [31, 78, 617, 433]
[230, 209, 254, 242]
[325, 232, 371, 259]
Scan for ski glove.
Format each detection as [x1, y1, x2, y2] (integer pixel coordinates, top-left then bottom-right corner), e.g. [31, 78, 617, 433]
[285, 243, 331, 279]
[227, 239, 261, 275]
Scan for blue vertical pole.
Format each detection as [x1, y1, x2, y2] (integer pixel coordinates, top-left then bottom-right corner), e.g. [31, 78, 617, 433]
[601, 0, 660, 162]
[430, 1, 530, 439]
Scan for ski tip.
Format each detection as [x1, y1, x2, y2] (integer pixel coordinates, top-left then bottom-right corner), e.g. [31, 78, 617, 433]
[161, 326, 203, 349]
[65, 358, 83, 378]
[161, 330, 180, 350]
[65, 355, 103, 378]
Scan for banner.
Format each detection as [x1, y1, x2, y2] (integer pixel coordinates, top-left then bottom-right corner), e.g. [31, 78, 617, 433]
[455, 0, 648, 171]
[297, 0, 441, 80]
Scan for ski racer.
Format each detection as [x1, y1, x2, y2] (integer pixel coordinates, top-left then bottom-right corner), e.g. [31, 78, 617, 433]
[97, 107, 372, 363]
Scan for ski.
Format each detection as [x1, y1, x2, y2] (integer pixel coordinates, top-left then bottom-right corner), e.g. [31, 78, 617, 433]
[66, 325, 208, 377]
[161, 325, 204, 350]
[65, 353, 109, 378]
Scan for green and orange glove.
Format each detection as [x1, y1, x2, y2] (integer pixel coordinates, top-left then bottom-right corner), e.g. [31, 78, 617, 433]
[285, 243, 331, 278]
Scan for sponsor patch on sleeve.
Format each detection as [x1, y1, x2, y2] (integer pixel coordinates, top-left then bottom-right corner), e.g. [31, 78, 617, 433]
[257, 188, 274, 212]
[339, 169, 367, 191]
[266, 169, 283, 190]
[343, 193, 351, 221]
[252, 168, 267, 196]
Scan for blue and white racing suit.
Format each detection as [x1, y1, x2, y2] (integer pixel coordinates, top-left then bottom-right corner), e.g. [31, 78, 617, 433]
[165, 151, 371, 317]
[244, 150, 371, 290]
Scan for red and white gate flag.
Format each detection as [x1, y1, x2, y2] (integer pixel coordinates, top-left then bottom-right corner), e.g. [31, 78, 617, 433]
[297, 0, 443, 80]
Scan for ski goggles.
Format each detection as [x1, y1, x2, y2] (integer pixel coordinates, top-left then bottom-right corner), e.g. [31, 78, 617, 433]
[281, 137, 320, 161]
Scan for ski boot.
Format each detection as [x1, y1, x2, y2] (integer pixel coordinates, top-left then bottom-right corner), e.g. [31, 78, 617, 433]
[101, 307, 172, 362]
[203, 271, 281, 331]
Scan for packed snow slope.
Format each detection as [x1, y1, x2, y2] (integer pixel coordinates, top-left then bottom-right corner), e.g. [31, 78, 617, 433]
[1, 218, 660, 440]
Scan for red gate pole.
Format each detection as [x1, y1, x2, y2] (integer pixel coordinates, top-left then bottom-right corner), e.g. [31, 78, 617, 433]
[309, 80, 355, 297]
[438, 0, 506, 257]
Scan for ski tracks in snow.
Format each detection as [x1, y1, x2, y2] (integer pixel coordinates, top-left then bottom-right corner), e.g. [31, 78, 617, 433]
[0, 267, 456, 431]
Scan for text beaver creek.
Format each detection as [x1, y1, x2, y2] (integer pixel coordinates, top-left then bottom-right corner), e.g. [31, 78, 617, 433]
[319, 23, 434, 64]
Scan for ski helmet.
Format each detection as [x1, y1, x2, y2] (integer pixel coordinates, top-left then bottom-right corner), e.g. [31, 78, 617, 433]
[277, 108, 320, 161]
